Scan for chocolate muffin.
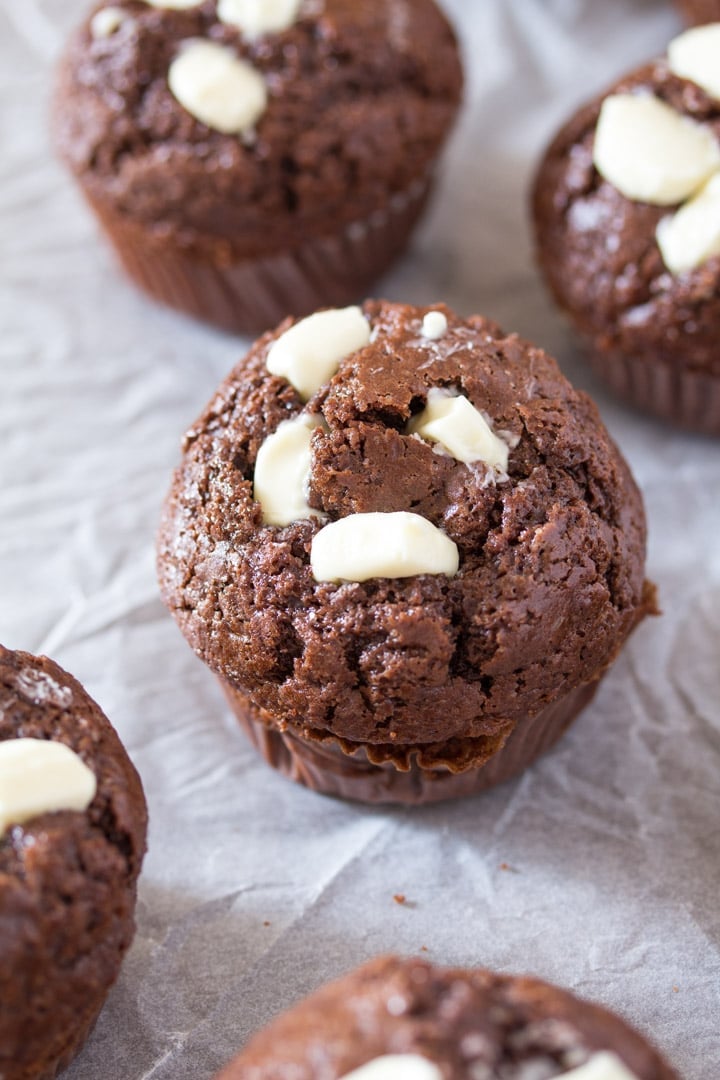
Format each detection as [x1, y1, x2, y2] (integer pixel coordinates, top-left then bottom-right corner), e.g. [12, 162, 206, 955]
[533, 23, 720, 433]
[53, 0, 463, 334]
[157, 299, 654, 805]
[0, 646, 148, 1080]
[675, 0, 720, 24]
[215, 955, 678, 1079]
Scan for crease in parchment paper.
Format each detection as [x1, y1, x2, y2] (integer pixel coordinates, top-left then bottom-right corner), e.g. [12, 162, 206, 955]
[0, 0, 718, 1077]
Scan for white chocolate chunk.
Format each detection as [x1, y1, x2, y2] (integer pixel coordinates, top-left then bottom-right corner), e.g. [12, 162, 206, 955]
[143, 0, 201, 8]
[266, 307, 371, 402]
[593, 93, 720, 205]
[421, 311, 448, 341]
[340, 1055, 444, 1080]
[657, 172, 720, 273]
[556, 1051, 641, 1080]
[0, 738, 97, 836]
[408, 389, 509, 471]
[668, 23, 720, 103]
[168, 40, 267, 135]
[254, 414, 325, 526]
[218, 0, 302, 39]
[311, 512, 459, 583]
[91, 7, 126, 37]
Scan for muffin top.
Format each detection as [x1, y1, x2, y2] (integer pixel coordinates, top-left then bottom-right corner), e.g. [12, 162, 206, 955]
[54, 0, 463, 257]
[0, 646, 148, 1071]
[157, 300, 652, 769]
[215, 955, 677, 1079]
[533, 25, 720, 375]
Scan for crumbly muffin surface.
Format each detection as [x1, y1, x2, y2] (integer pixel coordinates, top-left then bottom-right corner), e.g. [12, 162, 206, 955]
[158, 301, 652, 767]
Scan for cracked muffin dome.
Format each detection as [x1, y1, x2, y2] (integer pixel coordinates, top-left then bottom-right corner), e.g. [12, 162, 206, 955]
[157, 299, 654, 804]
[215, 955, 678, 1079]
[0, 645, 147, 1080]
[533, 23, 720, 433]
[53, 0, 463, 334]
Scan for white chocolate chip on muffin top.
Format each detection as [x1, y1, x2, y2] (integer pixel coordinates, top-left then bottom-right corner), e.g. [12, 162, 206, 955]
[339, 1056, 443, 1080]
[266, 306, 372, 401]
[408, 388, 510, 471]
[0, 737, 97, 835]
[168, 40, 267, 135]
[143, 0, 202, 8]
[311, 511, 460, 583]
[254, 414, 327, 526]
[90, 6, 128, 37]
[421, 310, 449, 340]
[668, 22, 720, 102]
[656, 172, 720, 273]
[218, 0, 303, 39]
[593, 93, 720, 205]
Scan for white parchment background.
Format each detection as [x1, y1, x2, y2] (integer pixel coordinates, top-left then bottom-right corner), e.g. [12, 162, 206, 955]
[0, 0, 718, 1076]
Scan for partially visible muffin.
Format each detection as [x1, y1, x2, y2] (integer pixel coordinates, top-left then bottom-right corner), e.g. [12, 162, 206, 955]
[215, 955, 678, 1079]
[54, 0, 463, 334]
[157, 299, 654, 804]
[533, 23, 720, 432]
[0, 645, 148, 1080]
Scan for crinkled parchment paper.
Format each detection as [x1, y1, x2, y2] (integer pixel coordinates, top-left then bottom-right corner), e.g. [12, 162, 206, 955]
[0, 0, 718, 1076]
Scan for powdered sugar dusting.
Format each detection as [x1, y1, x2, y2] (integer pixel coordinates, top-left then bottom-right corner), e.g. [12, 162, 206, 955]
[11, 667, 74, 710]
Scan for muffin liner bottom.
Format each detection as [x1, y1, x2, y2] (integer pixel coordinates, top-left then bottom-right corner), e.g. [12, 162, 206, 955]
[83, 180, 432, 335]
[220, 679, 600, 805]
[590, 349, 720, 435]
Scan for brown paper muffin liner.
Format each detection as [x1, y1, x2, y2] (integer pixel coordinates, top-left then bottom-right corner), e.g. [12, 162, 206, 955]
[82, 180, 431, 336]
[590, 349, 720, 435]
[220, 679, 600, 805]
